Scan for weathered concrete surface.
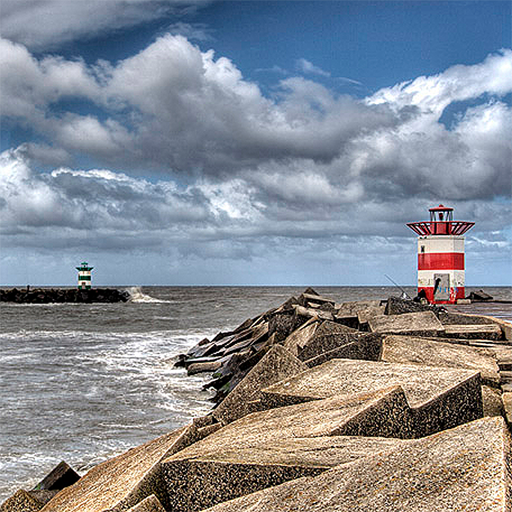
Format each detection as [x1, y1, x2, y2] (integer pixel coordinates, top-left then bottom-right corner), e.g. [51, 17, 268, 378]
[297, 321, 363, 361]
[198, 388, 411, 455]
[127, 495, 166, 512]
[34, 461, 80, 492]
[1, 490, 43, 512]
[382, 335, 500, 386]
[262, 359, 479, 409]
[356, 306, 386, 325]
[261, 359, 482, 437]
[439, 310, 496, 325]
[368, 311, 445, 337]
[302, 340, 366, 368]
[443, 324, 502, 340]
[483, 316, 512, 342]
[503, 392, 512, 427]
[292, 304, 333, 321]
[282, 318, 320, 356]
[483, 386, 505, 417]
[187, 361, 222, 375]
[212, 345, 308, 425]
[335, 300, 382, 317]
[385, 297, 441, 316]
[202, 417, 511, 512]
[302, 333, 382, 368]
[334, 300, 382, 328]
[28, 490, 59, 506]
[40, 426, 198, 512]
[162, 389, 414, 511]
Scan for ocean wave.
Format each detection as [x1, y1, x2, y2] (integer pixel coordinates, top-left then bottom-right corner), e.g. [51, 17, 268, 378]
[126, 287, 170, 303]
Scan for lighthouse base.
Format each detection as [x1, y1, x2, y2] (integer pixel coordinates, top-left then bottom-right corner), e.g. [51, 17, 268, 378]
[418, 286, 465, 305]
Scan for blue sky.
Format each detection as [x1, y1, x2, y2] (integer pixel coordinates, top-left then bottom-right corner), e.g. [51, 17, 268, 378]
[0, 1, 511, 286]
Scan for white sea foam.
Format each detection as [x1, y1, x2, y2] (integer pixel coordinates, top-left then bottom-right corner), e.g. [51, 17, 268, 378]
[127, 287, 170, 303]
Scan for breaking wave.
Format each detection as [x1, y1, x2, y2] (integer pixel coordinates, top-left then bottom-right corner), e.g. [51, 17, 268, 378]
[127, 287, 170, 303]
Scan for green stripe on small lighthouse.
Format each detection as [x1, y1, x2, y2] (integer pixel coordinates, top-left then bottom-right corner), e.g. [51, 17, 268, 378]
[77, 261, 93, 289]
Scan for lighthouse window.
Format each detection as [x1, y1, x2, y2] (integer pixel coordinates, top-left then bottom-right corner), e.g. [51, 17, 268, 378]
[420, 245, 425, 253]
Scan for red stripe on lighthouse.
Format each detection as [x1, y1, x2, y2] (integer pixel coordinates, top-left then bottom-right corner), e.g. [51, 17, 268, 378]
[418, 252, 464, 271]
[419, 286, 466, 304]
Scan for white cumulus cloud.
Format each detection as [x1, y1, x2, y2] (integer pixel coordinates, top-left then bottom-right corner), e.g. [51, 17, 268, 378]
[0, 0, 209, 49]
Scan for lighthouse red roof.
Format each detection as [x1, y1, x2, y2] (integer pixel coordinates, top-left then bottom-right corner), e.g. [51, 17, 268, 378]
[429, 204, 453, 212]
[406, 205, 474, 236]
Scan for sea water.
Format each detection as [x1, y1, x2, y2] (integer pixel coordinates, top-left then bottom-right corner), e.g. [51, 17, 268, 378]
[0, 285, 510, 501]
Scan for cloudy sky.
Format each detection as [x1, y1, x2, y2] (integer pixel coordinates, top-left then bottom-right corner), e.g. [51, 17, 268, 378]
[0, 1, 511, 286]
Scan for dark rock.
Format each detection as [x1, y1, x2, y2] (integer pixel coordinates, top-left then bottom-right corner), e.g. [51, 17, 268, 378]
[468, 289, 493, 301]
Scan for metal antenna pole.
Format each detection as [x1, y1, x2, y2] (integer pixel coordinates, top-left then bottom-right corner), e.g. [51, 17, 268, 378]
[384, 274, 413, 300]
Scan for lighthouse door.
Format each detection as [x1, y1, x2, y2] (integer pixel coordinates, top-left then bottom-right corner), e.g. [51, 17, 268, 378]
[434, 273, 450, 301]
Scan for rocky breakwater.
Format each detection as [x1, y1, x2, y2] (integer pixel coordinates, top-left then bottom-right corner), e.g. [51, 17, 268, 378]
[2, 288, 512, 512]
[0, 287, 131, 303]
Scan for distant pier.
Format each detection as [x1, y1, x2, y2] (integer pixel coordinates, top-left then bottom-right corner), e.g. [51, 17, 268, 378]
[0, 287, 131, 303]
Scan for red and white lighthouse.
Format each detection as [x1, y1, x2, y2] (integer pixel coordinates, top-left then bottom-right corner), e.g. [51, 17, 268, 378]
[406, 205, 474, 304]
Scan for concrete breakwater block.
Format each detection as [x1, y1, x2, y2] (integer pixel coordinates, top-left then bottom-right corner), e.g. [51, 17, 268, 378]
[161, 388, 415, 512]
[299, 329, 382, 366]
[382, 335, 500, 387]
[261, 359, 482, 437]
[1, 461, 81, 510]
[368, 311, 445, 336]
[127, 495, 166, 511]
[0, 489, 44, 512]
[282, 318, 321, 356]
[384, 296, 442, 316]
[295, 320, 356, 360]
[442, 324, 502, 340]
[335, 300, 382, 317]
[34, 461, 80, 492]
[334, 300, 383, 328]
[40, 425, 200, 512]
[488, 317, 512, 342]
[201, 417, 511, 512]
[302, 334, 381, 369]
[281, 319, 382, 368]
[212, 345, 308, 425]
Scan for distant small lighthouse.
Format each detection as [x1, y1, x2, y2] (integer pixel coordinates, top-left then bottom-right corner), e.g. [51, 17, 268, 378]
[76, 261, 94, 290]
[406, 205, 474, 304]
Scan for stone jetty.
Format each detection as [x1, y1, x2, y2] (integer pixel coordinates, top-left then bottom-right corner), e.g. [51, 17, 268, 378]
[2, 288, 512, 512]
[0, 287, 131, 303]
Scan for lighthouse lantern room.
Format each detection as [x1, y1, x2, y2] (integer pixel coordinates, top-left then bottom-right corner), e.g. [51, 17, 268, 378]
[76, 261, 94, 290]
[406, 205, 474, 304]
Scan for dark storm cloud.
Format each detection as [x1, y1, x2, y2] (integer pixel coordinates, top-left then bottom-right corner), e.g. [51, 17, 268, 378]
[1, 36, 510, 203]
[0, 36, 510, 267]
